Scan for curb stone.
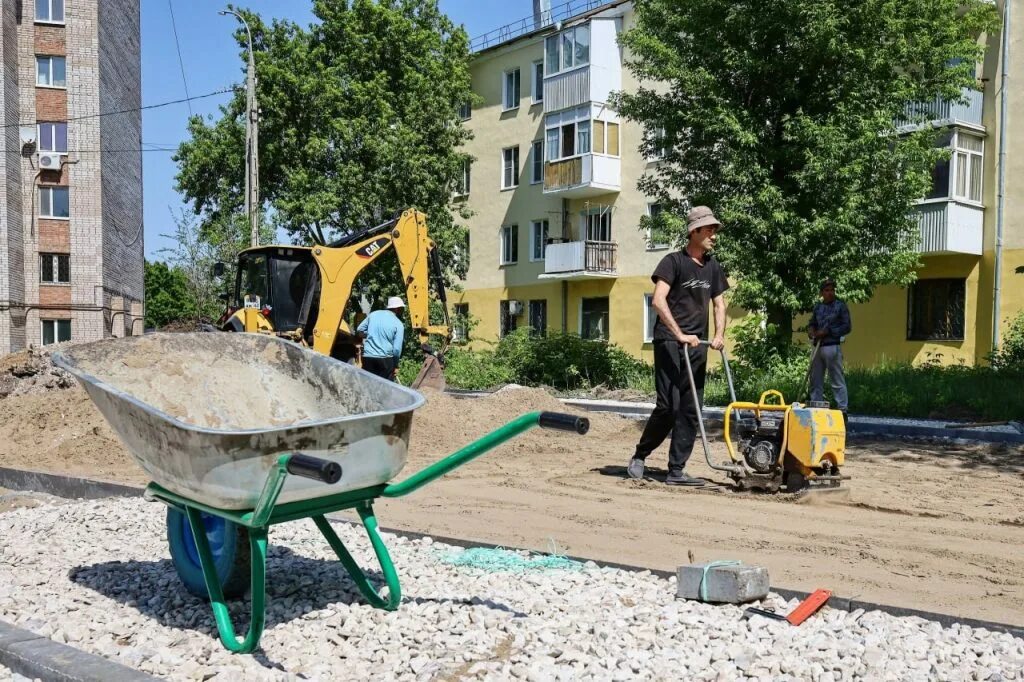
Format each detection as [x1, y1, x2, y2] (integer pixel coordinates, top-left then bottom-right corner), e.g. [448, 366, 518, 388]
[0, 620, 155, 682]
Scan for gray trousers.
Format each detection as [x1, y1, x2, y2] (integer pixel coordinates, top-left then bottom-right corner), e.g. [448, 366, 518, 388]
[810, 344, 848, 411]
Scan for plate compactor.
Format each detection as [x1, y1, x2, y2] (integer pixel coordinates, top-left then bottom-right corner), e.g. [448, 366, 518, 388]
[683, 342, 848, 493]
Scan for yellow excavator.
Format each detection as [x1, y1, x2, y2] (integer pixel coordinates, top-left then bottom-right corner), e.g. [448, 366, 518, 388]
[214, 209, 451, 390]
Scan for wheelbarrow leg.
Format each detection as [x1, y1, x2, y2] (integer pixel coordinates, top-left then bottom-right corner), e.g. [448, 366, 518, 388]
[185, 507, 268, 653]
[313, 502, 401, 610]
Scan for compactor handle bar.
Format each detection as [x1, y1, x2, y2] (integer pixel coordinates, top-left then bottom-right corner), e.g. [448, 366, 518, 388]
[679, 340, 745, 475]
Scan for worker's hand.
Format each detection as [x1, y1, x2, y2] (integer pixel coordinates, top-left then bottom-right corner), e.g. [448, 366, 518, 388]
[676, 333, 700, 348]
[710, 334, 726, 351]
[814, 329, 828, 340]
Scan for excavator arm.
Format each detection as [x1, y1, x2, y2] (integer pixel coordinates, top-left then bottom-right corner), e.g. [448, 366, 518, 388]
[307, 209, 451, 388]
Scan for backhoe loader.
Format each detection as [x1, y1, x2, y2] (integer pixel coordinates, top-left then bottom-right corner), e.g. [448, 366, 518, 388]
[215, 209, 451, 390]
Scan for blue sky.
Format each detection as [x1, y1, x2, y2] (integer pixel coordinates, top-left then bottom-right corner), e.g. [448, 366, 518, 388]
[142, 1, 534, 259]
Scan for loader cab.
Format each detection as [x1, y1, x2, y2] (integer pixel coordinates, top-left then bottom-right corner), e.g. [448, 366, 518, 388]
[233, 247, 318, 333]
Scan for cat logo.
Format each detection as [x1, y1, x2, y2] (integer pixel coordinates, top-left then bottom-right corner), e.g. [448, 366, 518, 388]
[357, 237, 389, 259]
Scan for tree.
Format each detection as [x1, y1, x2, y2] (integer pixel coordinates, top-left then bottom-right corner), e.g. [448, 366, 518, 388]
[174, 0, 474, 292]
[144, 260, 191, 329]
[616, 0, 998, 345]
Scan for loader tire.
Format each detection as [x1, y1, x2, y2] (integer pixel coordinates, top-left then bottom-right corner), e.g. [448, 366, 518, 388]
[167, 507, 251, 600]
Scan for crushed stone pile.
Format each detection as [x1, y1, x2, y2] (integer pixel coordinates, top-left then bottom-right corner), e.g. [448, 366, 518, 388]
[0, 496, 1021, 681]
[0, 346, 74, 399]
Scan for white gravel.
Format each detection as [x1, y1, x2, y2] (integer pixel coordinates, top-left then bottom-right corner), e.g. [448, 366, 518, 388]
[0, 496, 1021, 681]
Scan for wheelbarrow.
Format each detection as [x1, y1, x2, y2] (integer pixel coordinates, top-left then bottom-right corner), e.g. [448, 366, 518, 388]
[52, 333, 589, 653]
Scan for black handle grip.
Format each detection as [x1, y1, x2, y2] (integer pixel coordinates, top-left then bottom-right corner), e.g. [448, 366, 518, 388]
[286, 454, 342, 484]
[539, 412, 590, 435]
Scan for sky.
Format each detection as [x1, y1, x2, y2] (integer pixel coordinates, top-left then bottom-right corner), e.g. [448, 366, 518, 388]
[141, 0, 536, 260]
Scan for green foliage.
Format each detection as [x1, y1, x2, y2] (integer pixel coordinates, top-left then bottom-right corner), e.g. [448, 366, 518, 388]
[990, 312, 1024, 371]
[175, 0, 475, 286]
[493, 329, 652, 391]
[614, 0, 999, 342]
[144, 260, 191, 328]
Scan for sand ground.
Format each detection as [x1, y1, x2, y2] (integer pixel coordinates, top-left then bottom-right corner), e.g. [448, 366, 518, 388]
[0, 386, 1021, 624]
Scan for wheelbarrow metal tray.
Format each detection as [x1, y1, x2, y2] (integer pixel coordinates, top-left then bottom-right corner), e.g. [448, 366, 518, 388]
[52, 332, 425, 510]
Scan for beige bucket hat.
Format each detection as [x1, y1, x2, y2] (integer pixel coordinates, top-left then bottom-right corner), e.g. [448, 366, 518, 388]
[687, 206, 722, 233]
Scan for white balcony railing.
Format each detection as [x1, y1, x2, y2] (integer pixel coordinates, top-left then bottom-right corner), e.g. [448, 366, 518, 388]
[895, 88, 984, 129]
[541, 240, 617, 277]
[913, 201, 983, 255]
[542, 154, 620, 197]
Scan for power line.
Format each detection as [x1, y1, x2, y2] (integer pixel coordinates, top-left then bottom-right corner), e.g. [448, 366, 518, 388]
[167, 0, 193, 117]
[0, 88, 234, 130]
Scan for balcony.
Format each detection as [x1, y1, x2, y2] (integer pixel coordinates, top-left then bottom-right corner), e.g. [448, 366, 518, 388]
[913, 201, 983, 255]
[543, 154, 620, 197]
[538, 240, 617, 280]
[895, 88, 984, 131]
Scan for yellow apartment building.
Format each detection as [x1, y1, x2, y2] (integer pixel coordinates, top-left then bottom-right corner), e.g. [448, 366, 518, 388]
[452, 0, 1023, 367]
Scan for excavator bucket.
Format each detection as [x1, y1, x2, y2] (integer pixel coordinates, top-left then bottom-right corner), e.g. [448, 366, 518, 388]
[410, 354, 446, 392]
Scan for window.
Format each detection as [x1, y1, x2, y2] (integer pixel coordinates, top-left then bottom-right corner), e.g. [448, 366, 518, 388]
[532, 61, 544, 103]
[456, 160, 471, 197]
[452, 303, 469, 343]
[953, 133, 983, 203]
[38, 122, 67, 153]
[501, 146, 519, 189]
[41, 319, 71, 345]
[531, 140, 543, 184]
[649, 126, 668, 161]
[529, 300, 547, 336]
[499, 300, 518, 338]
[924, 130, 984, 202]
[583, 208, 612, 242]
[646, 202, 670, 250]
[500, 224, 518, 265]
[458, 101, 471, 121]
[581, 297, 609, 341]
[530, 219, 549, 261]
[39, 186, 69, 218]
[40, 253, 69, 284]
[907, 278, 966, 341]
[237, 253, 269, 307]
[36, 56, 66, 88]
[545, 107, 601, 161]
[644, 294, 657, 343]
[35, 0, 64, 23]
[544, 24, 590, 76]
[503, 68, 521, 111]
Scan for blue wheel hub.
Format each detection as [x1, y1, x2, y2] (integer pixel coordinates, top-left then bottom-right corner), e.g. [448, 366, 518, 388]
[181, 511, 228, 567]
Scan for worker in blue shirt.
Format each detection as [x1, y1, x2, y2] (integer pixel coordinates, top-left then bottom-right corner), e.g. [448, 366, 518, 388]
[356, 296, 406, 381]
[808, 278, 852, 424]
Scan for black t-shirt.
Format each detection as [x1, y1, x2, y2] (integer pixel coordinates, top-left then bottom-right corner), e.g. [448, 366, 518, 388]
[651, 252, 729, 341]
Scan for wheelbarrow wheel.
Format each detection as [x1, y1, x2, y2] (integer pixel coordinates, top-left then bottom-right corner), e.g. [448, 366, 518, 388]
[166, 508, 251, 600]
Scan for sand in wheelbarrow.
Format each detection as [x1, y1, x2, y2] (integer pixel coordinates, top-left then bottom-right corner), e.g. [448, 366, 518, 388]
[66, 335, 375, 430]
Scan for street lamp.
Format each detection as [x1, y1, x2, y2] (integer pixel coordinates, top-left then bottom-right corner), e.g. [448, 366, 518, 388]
[220, 9, 260, 248]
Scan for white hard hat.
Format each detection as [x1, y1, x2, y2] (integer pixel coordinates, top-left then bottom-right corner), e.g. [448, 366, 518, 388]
[386, 296, 406, 309]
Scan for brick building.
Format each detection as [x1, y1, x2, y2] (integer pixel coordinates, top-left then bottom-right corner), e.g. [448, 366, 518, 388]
[0, 0, 143, 353]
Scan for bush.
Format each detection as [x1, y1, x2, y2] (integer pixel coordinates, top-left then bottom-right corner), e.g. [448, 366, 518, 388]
[990, 312, 1024, 371]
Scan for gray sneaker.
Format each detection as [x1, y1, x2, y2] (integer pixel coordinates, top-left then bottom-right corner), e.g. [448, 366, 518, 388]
[666, 470, 705, 486]
[627, 458, 645, 479]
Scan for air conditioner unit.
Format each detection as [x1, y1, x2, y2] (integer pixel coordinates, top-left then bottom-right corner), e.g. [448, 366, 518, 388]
[37, 152, 63, 170]
[507, 300, 524, 316]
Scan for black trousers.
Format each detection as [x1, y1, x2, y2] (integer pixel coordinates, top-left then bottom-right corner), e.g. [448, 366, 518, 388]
[362, 355, 396, 381]
[634, 340, 707, 471]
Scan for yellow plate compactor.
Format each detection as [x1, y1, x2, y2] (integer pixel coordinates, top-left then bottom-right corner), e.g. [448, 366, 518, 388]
[683, 342, 848, 493]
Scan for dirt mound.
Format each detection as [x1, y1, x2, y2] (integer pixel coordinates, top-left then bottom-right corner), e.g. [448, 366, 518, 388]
[0, 346, 75, 399]
[0, 388, 136, 483]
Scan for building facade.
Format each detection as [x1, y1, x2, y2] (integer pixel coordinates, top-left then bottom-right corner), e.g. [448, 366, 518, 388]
[0, 0, 143, 354]
[455, 0, 1023, 367]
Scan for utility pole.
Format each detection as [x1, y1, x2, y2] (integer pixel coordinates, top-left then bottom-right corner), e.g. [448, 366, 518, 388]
[220, 9, 259, 248]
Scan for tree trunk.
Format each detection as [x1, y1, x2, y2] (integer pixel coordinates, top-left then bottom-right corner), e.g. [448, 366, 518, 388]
[766, 305, 794, 351]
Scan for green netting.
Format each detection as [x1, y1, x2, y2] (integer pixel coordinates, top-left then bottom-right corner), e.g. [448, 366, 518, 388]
[438, 545, 584, 573]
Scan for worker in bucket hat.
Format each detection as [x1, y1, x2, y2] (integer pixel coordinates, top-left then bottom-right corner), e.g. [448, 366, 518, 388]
[628, 206, 729, 486]
[357, 296, 407, 381]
